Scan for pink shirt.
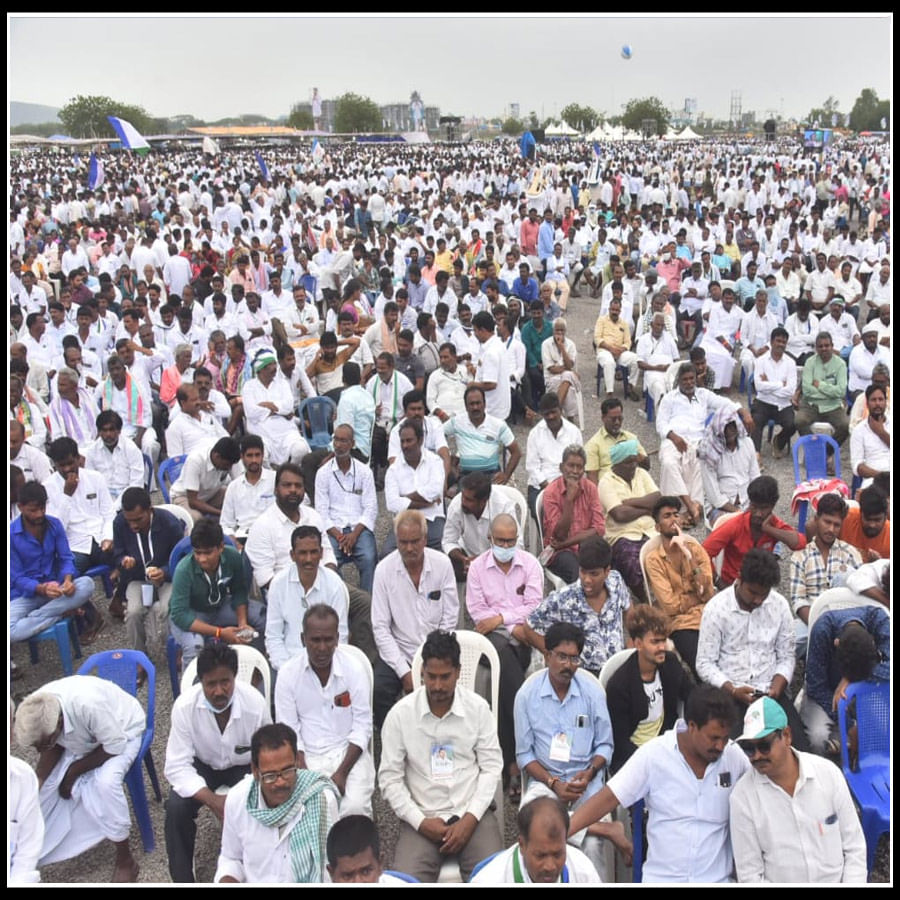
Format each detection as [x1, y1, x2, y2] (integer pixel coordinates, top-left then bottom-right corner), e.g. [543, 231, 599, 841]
[541, 476, 606, 559]
[465, 548, 545, 627]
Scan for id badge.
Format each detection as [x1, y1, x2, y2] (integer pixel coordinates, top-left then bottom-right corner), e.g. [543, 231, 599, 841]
[549, 731, 572, 763]
[430, 743, 455, 780]
[141, 583, 155, 608]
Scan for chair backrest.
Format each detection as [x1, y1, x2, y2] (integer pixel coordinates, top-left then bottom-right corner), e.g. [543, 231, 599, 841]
[155, 502, 194, 536]
[838, 680, 889, 770]
[708, 510, 741, 576]
[181, 643, 272, 701]
[168, 534, 237, 579]
[77, 649, 156, 737]
[492, 483, 528, 545]
[142, 453, 153, 491]
[792, 434, 840, 484]
[410, 630, 501, 722]
[598, 648, 636, 689]
[299, 396, 337, 448]
[533, 488, 548, 548]
[638, 534, 663, 604]
[158, 454, 188, 504]
[807, 589, 887, 634]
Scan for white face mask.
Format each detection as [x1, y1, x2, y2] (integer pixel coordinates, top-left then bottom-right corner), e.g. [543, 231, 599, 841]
[200, 693, 234, 714]
[662, 252, 672, 262]
[491, 543, 517, 564]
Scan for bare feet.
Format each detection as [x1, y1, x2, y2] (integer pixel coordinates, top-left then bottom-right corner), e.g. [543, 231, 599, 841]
[112, 858, 139, 883]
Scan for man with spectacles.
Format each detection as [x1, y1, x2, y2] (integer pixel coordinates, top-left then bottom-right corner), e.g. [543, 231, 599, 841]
[513, 622, 627, 879]
[729, 697, 866, 883]
[216, 723, 339, 883]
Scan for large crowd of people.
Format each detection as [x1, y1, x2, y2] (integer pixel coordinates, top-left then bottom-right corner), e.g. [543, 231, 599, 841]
[9, 134, 890, 884]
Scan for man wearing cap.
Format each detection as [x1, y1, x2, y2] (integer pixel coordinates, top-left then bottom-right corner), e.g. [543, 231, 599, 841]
[729, 697, 867, 883]
[847, 322, 891, 398]
[819, 296, 860, 360]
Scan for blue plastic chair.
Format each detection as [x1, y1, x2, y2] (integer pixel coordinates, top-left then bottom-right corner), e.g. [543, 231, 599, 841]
[384, 870, 420, 883]
[142, 453, 154, 491]
[747, 374, 775, 444]
[643, 389, 655, 423]
[299, 396, 337, 451]
[850, 473, 863, 499]
[838, 680, 890, 874]
[166, 635, 182, 700]
[595, 362, 630, 399]
[631, 798, 645, 883]
[158, 454, 187, 504]
[168, 534, 238, 578]
[76, 649, 162, 853]
[468, 850, 502, 881]
[792, 434, 841, 531]
[85, 563, 114, 598]
[28, 619, 82, 676]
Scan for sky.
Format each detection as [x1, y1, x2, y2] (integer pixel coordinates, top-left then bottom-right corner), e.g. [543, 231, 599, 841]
[8, 14, 893, 125]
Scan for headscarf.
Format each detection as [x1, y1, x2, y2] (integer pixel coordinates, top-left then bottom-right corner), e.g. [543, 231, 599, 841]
[251, 348, 277, 375]
[609, 438, 640, 466]
[697, 405, 747, 469]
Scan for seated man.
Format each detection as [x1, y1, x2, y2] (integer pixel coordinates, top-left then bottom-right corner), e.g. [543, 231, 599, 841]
[164, 384, 227, 459]
[113, 487, 185, 656]
[541, 318, 581, 420]
[367, 352, 414, 483]
[696, 548, 808, 749]
[169, 518, 266, 667]
[730, 697, 867, 883]
[315, 423, 378, 594]
[699, 287, 742, 390]
[606, 606, 691, 774]
[849, 383, 891, 490]
[82, 410, 146, 506]
[219, 435, 276, 550]
[789, 494, 862, 655]
[636, 312, 680, 409]
[656, 363, 750, 526]
[584, 397, 648, 484]
[10, 419, 53, 484]
[378, 630, 504, 883]
[443, 472, 522, 581]
[215, 723, 338, 883]
[568, 685, 750, 883]
[326, 814, 413, 884]
[386, 389, 450, 472]
[466, 513, 543, 788]
[840, 485, 890, 563]
[540, 445, 606, 584]
[749, 326, 797, 460]
[525, 392, 583, 519]
[164, 644, 271, 883]
[426, 342, 471, 422]
[794, 332, 850, 450]
[15, 675, 145, 881]
[275, 604, 374, 817]
[801, 604, 890, 754]
[514, 622, 624, 879]
[10, 480, 95, 643]
[168, 437, 242, 523]
[698, 407, 760, 523]
[334, 362, 376, 463]
[524, 538, 631, 677]
[593, 297, 640, 401]
[470, 796, 601, 884]
[644, 496, 715, 671]
[596, 439, 660, 602]
[371, 510, 458, 727]
[265, 525, 349, 670]
[702, 475, 806, 588]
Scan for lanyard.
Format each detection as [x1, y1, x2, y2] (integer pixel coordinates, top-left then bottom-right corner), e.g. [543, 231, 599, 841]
[135, 517, 155, 568]
[201, 564, 224, 606]
[332, 460, 359, 494]
[512, 847, 568, 883]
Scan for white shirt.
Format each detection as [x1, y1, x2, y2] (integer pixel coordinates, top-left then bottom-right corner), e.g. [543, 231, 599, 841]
[384, 448, 446, 522]
[170, 446, 237, 503]
[426, 365, 471, 419]
[470, 843, 600, 884]
[387, 414, 448, 463]
[220, 470, 277, 540]
[378, 685, 503, 831]
[847, 343, 890, 393]
[245, 501, 336, 589]
[608, 720, 751, 883]
[525, 418, 583, 490]
[476, 334, 512, 420]
[274, 646, 372, 756]
[657, 388, 738, 445]
[265, 565, 349, 669]
[850, 415, 891, 483]
[241, 376, 303, 461]
[10, 442, 53, 483]
[819, 312, 860, 353]
[752, 351, 797, 410]
[44, 466, 115, 552]
[164, 681, 271, 798]
[8, 756, 44, 884]
[730, 749, 867, 883]
[442, 489, 523, 558]
[740, 309, 779, 351]
[371, 549, 458, 679]
[784, 312, 817, 359]
[314, 457, 377, 534]
[81, 437, 146, 501]
[164, 410, 228, 459]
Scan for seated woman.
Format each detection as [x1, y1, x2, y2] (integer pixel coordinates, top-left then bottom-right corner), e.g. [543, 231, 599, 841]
[698, 406, 760, 524]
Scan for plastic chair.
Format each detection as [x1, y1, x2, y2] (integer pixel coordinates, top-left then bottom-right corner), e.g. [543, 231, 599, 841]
[84, 563, 115, 598]
[155, 502, 194, 536]
[850, 474, 863, 499]
[468, 851, 502, 882]
[792, 433, 841, 483]
[644, 389, 655, 423]
[181, 644, 272, 704]
[299, 396, 337, 450]
[168, 533, 238, 579]
[76, 649, 162, 853]
[631, 798, 645, 883]
[707, 510, 742, 578]
[158, 454, 187, 504]
[534, 489, 567, 594]
[300, 273, 318, 302]
[598, 648, 636, 690]
[747, 374, 775, 444]
[595, 361, 630, 400]
[142, 453, 154, 491]
[807, 588, 887, 634]
[28, 619, 82, 676]
[492, 483, 530, 553]
[638, 534, 663, 604]
[837, 680, 890, 874]
[384, 870, 420, 883]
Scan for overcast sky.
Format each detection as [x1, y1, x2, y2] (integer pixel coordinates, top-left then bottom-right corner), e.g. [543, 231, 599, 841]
[8, 14, 893, 124]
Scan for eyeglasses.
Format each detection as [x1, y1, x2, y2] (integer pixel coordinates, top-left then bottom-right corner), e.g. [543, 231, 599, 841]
[258, 766, 298, 785]
[550, 651, 582, 666]
[739, 730, 782, 757]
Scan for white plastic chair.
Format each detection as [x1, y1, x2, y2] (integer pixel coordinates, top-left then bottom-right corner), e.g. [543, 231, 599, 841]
[807, 588, 887, 634]
[638, 534, 663, 604]
[598, 648, 637, 690]
[492, 483, 529, 551]
[156, 502, 194, 536]
[533, 489, 567, 594]
[180, 644, 272, 704]
[708, 509, 741, 577]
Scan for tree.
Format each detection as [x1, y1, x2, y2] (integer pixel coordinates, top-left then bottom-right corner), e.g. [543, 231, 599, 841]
[58, 95, 153, 139]
[501, 117, 525, 136]
[334, 93, 382, 133]
[560, 103, 599, 133]
[287, 104, 314, 130]
[620, 96, 670, 137]
[806, 95, 841, 127]
[848, 88, 889, 132]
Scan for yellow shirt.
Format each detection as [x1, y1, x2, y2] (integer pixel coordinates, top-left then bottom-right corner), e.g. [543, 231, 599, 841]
[584, 428, 646, 480]
[596, 468, 659, 544]
[593, 315, 632, 351]
[435, 250, 454, 274]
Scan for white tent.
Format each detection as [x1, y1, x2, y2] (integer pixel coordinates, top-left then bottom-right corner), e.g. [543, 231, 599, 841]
[677, 126, 701, 140]
[545, 121, 580, 136]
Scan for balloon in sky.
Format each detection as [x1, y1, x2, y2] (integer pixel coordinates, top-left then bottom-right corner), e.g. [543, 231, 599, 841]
[621, 44, 633, 60]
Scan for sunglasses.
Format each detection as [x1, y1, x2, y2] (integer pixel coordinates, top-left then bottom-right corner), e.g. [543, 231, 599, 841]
[739, 730, 783, 757]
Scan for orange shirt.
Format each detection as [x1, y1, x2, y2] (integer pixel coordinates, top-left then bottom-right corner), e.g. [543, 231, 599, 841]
[840, 507, 891, 560]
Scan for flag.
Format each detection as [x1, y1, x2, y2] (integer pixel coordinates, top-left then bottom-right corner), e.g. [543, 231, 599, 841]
[88, 153, 105, 190]
[202, 136, 220, 156]
[520, 131, 536, 160]
[593, 141, 601, 158]
[311, 138, 325, 164]
[255, 151, 270, 182]
[106, 116, 151, 154]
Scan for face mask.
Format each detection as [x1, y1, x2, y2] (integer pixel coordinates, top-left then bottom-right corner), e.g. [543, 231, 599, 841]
[201, 693, 234, 715]
[661, 252, 671, 262]
[492, 544, 517, 564]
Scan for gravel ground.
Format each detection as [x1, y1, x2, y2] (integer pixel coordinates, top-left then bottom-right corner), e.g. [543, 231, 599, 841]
[11, 283, 888, 884]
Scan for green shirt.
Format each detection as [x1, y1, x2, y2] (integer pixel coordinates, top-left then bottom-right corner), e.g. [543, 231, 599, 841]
[169, 545, 249, 631]
[521, 319, 554, 368]
[801, 353, 847, 413]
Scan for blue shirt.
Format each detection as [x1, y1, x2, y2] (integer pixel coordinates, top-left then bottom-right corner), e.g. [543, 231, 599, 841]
[538, 221, 556, 261]
[335, 384, 377, 459]
[511, 277, 540, 303]
[514, 669, 613, 803]
[405, 279, 429, 311]
[10, 514, 77, 598]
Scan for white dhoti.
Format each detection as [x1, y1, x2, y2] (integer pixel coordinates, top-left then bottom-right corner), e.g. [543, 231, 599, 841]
[259, 419, 310, 466]
[701, 340, 737, 390]
[739, 348, 759, 384]
[304, 747, 375, 819]
[39, 736, 141, 865]
[643, 371, 668, 407]
[659, 438, 703, 501]
[596, 349, 639, 393]
[545, 372, 581, 419]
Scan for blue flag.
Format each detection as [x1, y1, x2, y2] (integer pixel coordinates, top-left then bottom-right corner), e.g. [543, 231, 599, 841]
[520, 131, 536, 160]
[88, 153, 105, 190]
[255, 151, 270, 182]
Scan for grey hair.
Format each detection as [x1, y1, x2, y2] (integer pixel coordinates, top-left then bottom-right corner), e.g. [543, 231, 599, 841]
[872, 363, 890, 377]
[561, 444, 587, 465]
[14, 693, 63, 747]
[393, 508, 427, 539]
[175, 342, 193, 357]
[56, 366, 80, 383]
